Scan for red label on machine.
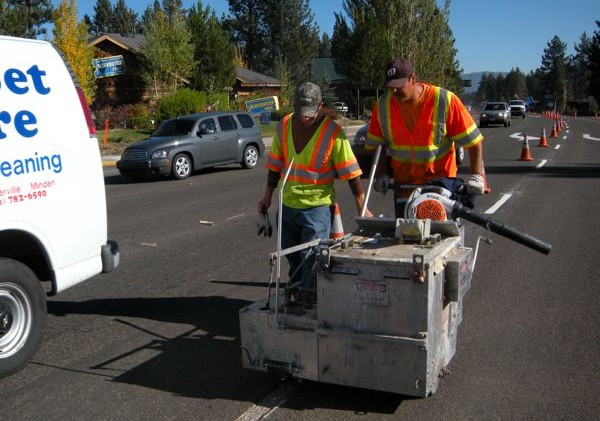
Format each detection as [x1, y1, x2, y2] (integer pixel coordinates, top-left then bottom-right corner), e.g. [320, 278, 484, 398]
[354, 281, 389, 306]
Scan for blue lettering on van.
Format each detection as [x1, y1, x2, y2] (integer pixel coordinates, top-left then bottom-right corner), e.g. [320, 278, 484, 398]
[0, 152, 62, 177]
[3, 65, 50, 95]
[0, 64, 50, 140]
[0, 110, 38, 139]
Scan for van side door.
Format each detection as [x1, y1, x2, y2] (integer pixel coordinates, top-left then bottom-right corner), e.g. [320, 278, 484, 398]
[217, 114, 240, 161]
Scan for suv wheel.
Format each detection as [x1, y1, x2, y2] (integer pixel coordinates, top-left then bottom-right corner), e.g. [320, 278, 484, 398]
[172, 153, 192, 179]
[241, 145, 259, 169]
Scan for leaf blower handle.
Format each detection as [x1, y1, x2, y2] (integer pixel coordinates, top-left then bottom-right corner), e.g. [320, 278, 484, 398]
[438, 196, 552, 255]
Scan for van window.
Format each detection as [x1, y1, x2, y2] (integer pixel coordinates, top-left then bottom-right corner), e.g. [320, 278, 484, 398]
[218, 115, 238, 131]
[237, 113, 255, 129]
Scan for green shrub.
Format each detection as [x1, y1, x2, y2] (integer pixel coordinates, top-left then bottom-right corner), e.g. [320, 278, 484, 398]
[154, 89, 234, 124]
[154, 88, 207, 124]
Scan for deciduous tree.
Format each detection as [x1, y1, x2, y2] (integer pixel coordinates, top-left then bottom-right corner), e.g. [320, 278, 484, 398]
[140, 7, 194, 97]
[53, 0, 95, 103]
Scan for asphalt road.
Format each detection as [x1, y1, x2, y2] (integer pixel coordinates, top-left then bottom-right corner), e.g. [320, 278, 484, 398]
[2, 115, 599, 421]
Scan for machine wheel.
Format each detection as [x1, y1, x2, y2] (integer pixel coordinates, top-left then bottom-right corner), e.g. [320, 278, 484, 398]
[241, 145, 259, 169]
[0, 258, 46, 378]
[172, 153, 192, 180]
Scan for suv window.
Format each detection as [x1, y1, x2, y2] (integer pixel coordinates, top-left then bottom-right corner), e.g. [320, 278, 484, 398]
[218, 115, 238, 131]
[154, 119, 196, 136]
[199, 118, 217, 134]
[236, 113, 255, 129]
[484, 103, 505, 111]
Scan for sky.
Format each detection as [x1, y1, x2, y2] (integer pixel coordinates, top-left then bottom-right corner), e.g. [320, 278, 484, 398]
[56, 0, 600, 74]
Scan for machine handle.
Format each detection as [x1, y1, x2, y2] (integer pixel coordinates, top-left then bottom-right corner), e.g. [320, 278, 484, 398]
[452, 202, 552, 255]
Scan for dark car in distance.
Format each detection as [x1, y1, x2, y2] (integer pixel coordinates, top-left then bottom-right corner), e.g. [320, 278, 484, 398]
[117, 111, 265, 180]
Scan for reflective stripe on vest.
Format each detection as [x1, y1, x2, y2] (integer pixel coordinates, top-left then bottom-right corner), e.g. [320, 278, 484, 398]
[279, 116, 340, 184]
[378, 86, 452, 163]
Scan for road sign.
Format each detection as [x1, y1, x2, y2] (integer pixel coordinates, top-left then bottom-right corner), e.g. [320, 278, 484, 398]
[93, 55, 126, 78]
[245, 96, 279, 116]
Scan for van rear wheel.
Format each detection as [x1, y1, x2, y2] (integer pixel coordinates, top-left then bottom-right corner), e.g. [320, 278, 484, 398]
[0, 258, 46, 378]
[172, 153, 192, 180]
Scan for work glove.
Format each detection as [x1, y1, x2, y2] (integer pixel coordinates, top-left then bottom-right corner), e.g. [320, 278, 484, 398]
[465, 174, 485, 195]
[256, 211, 273, 237]
[373, 174, 390, 195]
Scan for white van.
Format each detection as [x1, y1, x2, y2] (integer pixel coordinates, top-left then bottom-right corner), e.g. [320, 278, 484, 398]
[0, 36, 119, 377]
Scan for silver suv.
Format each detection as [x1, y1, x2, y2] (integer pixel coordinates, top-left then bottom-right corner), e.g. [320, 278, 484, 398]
[117, 111, 265, 180]
[479, 102, 511, 128]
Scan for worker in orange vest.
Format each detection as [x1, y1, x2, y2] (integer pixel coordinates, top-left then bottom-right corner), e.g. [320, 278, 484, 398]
[258, 82, 372, 307]
[366, 58, 485, 217]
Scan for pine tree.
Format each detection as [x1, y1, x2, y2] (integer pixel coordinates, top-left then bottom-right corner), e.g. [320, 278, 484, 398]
[112, 0, 137, 34]
[223, 0, 268, 73]
[318, 33, 332, 57]
[261, 0, 320, 82]
[53, 0, 95, 103]
[90, 0, 112, 35]
[586, 21, 600, 107]
[571, 32, 591, 101]
[539, 35, 568, 106]
[0, 0, 53, 38]
[187, 1, 236, 92]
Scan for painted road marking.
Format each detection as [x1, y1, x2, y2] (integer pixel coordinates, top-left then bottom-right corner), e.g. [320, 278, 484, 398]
[485, 193, 512, 214]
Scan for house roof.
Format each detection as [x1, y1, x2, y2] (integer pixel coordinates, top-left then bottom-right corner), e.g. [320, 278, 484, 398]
[88, 33, 146, 52]
[88, 33, 281, 88]
[312, 57, 345, 84]
[236, 67, 281, 87]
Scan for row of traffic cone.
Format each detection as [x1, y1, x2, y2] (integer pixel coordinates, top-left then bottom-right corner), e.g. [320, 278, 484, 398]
[520, 120, 565, 160]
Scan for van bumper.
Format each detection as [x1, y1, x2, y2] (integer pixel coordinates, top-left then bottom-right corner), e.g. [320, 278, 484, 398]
[101, 240, 120, 273]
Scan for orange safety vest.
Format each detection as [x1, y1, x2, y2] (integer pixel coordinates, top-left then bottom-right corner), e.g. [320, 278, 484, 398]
[367, 84, 482, 186]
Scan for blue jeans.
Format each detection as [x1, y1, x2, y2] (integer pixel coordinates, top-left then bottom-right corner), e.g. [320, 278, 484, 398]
[281, 205, 331, 291]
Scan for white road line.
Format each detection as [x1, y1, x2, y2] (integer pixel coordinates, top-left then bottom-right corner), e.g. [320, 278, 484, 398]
[235, 381, 299, 421]
[555, 145, 561, 150]
[536, 159, 548, 169]
[485, 193, 512, 214]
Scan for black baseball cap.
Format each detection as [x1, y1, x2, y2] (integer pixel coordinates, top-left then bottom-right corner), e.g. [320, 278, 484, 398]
[385, 58, 414, 88]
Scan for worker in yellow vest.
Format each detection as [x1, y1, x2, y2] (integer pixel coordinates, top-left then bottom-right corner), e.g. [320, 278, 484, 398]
[258, 82, 372, 307]
[366, 58, 485, 217]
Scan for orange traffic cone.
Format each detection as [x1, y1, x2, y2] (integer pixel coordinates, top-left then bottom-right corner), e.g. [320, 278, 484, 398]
[520, 134, 533, 161]
[539, 126, 548, 147]
[330, 202, 345, 239]
[550, 122, 558, 138]
[482, 161, 491, 194]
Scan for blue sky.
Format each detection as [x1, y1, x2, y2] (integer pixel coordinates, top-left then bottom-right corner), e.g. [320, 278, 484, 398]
[59, 0, 600, 74]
